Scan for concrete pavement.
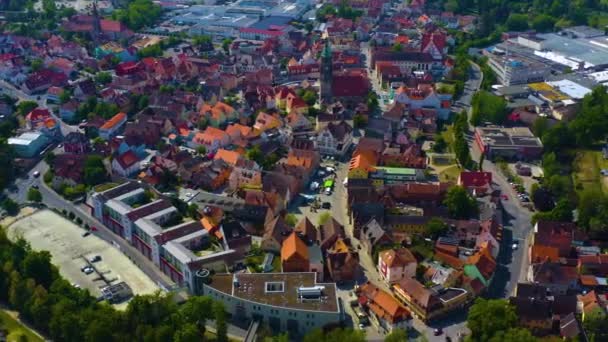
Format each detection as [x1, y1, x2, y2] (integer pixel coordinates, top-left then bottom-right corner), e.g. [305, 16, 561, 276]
[8, 160, 176, 290]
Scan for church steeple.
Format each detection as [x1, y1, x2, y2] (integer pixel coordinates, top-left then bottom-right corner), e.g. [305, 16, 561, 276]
[320, 38, 333, 104]
[92, 0, 101, 47]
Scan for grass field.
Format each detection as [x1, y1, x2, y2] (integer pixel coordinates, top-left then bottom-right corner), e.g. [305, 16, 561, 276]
[0, 310, 44, 342]
[572, 150, 608, 194]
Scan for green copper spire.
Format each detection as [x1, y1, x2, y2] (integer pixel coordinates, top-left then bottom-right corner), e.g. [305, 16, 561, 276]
[322, 39, 332, 59]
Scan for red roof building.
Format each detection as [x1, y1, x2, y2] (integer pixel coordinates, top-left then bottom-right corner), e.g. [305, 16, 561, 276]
[457, 171, 492, 196]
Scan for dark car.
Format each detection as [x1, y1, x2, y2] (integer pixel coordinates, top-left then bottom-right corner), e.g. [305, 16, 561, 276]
[434, 328, 443, 336]
[90, 255, 102, 263]
[82, 232, 90, 237]
[321, 202, 331, 209]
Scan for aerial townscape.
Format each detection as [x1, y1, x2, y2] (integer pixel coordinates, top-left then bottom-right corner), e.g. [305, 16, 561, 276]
[1, 0, 608, 341]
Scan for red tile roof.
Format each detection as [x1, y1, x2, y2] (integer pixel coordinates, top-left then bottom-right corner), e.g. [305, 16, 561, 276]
[100, 112, 127, 130]
[115, 150, 139, 169]
[459, 171, 492, 188]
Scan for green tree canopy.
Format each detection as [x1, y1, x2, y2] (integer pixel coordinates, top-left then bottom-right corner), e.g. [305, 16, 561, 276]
[467, 298, 518, 341]
[444, 186, 479, 219]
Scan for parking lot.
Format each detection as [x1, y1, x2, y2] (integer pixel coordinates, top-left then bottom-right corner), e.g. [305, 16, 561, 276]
[6, 209, 159, 308]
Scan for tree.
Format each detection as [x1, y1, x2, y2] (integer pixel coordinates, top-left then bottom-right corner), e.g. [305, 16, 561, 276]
[213, 302, 228, 342]
[16, 101, 38, 116]
[366, 91, 379, 112]
[30, 58, 43, 71]
[432, 134, 447, 153]
[173, 323, 201, 342]
[467, 298, 518, 341]
[583, 308, 608, 342]
[22, 250, 54, 288]
[303, 328, 366, 342]
[471, 91, 507, 125]
[506, 13, 529, 31]
[84, 155, 107, 186]
[489, 328, 537, 342]
[112, 0, 162, 31]
[196, 146, 207, 156]
[425, 218, 449, 239]
[59, 90, 71, 104]
[384, 328, 408, 342]
[44, 151, 56, 165]
[353, 114, 367, 128]
[444, 186, 478, 219]
[222, 38, 233, 54]
[318, 212, 331, 225]
[391, 43, 403, 52]
[532, 14, 556, 32]
[285, 213, 298, 227]
[302, 90, 318, 106]
[95, 72, 112, 85]
[1, 198, 19, 215]
[27, 188, 42, 203]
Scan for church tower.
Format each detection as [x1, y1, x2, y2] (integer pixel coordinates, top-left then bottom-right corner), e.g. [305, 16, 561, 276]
[320, 39, 333, 103]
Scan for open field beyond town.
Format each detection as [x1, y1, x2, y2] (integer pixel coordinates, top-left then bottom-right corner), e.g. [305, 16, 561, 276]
[572, 150, 608, 194]
[6, 209, 159, 307]
[0, 309, 44, 342]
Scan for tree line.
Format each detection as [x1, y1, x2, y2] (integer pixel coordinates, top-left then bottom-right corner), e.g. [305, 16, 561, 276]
[532, 86, 608, 237]
[0, 227, 229, 342]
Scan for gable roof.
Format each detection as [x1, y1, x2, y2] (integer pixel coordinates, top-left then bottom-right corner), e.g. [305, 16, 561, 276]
[281, 232, 309, 262]
[100, 112, 127, 130]
[115, 150, 139, 169]
[214, 149, 242, 166]
[459, 171, 492, 188]
[380, 248, 416, 268]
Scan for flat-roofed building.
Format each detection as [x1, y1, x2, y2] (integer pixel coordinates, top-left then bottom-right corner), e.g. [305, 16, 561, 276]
[8, 131, 50, 158]
[197, 272, 342, 335]
[474, 126, 543, 160]
[486, 50, 551, 86]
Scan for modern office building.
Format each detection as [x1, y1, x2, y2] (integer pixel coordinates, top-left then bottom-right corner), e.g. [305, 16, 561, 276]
[197, 272, 343, 335]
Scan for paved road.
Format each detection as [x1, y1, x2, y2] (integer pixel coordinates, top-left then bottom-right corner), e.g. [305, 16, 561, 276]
[8, 160, 175, 290]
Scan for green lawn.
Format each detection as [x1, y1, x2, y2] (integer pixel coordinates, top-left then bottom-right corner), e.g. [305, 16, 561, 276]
[572, 150, 608, 194]
[437, 164, 462, 182]
[0, 310, 44, 342]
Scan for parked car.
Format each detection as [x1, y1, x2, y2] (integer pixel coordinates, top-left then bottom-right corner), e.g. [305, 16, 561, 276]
[82, 231, 90, 237]
[32, 171, 40, 178]
[90, 255, 102, 263]
[321, 202, 331, 209]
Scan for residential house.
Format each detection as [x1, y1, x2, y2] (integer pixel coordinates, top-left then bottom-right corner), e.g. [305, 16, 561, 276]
[254, 112, 283, 132]
[528, 261, 579, 295]
[24, 69, 68, 94]
[357, 282, 412, 332]
[318, 218, 346, 252]
[317, 121, 353, 157]
[378, 248, 417, 284]
[192, 127, 231, 153]
[532, 221, 576, 258]
[63, 131, 90, 154]
[74, 79, 97, 100]
[325, 237, 360, 282]
[112, 150, 140, 177]
[52, 153, 87, 186]
[199, 102, 237, 127]
[59, 100, 79, 121]
[463, 244, 496, 288]
[458, 171, 493, 196]
[281, 232, 310, 273]
[261, 214, 292, 253]
[359, 218, 393, 255]
[394, 85, 452, 120]
[99, 112, 127, 140]
[285, 111, 313, 133]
